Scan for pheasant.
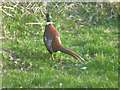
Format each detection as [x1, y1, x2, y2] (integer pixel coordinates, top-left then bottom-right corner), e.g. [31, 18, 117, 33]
[43, 13, 85, 62]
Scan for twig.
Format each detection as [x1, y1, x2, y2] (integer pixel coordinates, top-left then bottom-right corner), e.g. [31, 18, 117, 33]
[26, 63, 32, 71]
[1, 8, 14, 18]
[2, 6, 14, 9]
[0, 37, 6, 40]
[108, 14, 116, 20]
[40, 6, 46, 17]
[26, 22, 43, 25]
[88, 15, 93, 23]
[1, 48, 15, 59]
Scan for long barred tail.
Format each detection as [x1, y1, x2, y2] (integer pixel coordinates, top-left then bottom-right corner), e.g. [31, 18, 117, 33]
[59, 46, 85, 62]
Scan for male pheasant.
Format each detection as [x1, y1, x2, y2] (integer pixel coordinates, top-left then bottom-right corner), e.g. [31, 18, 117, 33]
[44, 13, 85, 62]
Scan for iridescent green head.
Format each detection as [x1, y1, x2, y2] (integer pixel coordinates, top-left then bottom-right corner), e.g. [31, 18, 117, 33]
[46, 13, 51, 22]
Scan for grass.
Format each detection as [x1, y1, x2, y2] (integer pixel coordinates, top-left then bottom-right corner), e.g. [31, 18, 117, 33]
[1, 2, 118, 88]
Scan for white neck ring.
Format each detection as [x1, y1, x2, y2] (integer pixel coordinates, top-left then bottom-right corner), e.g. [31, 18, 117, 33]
[46, 22, 53, 25]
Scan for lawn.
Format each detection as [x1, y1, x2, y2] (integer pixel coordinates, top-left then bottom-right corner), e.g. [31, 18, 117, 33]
[1, 2, 118, 88]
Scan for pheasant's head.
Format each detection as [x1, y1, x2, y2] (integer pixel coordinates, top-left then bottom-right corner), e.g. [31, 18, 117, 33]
[46, 13, 51, 22]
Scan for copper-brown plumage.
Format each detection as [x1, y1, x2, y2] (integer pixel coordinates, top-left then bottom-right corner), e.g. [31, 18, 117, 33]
[44, 13, 85, 62]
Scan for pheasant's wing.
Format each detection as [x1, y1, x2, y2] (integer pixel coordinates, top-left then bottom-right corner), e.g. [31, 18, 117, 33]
[44, 36, 53, 54]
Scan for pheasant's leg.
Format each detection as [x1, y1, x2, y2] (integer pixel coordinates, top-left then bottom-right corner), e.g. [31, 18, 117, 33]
[51, 54, 55, 61]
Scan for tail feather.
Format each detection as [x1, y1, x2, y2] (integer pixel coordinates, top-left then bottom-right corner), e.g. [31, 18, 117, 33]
[59, 46, 85, 62]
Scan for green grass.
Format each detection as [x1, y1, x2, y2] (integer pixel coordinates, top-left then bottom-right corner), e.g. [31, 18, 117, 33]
[1, 2, 118, 88]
